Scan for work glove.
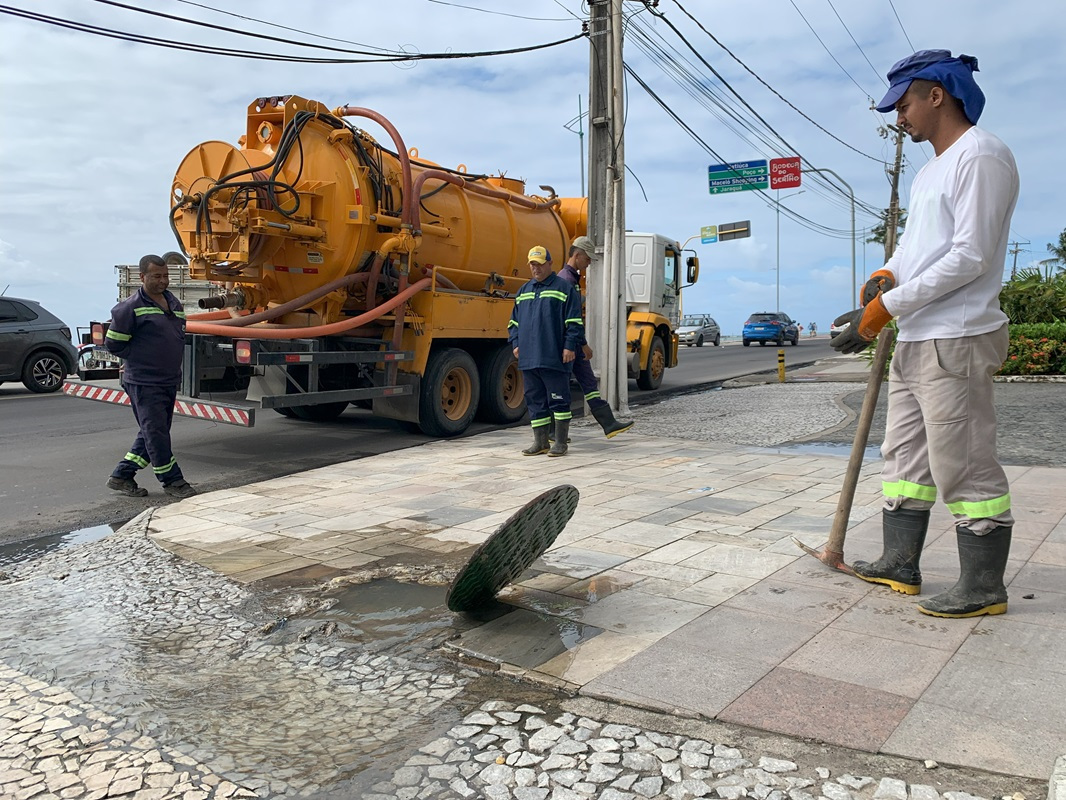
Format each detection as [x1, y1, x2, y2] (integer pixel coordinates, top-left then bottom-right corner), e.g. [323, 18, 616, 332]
[829, 295, 893, 355]
[861, 268, 895, 306]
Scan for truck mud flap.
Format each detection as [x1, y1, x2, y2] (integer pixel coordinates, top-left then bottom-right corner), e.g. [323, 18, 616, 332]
[62, 380, 255, 427]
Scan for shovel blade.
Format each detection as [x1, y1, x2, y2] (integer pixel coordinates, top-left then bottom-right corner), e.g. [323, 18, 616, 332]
[791, 536, 856, 576]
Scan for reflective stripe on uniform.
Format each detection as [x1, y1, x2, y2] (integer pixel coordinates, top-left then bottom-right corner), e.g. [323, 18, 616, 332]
[134, 307, 166, 316]
[531, 417, 551, 428]
[946, 493, 1012, 518]
[514, 292, 536, 304]
[552, 411, 572, 420]
[153, 458, 177, 474]
[123, 452, 149, 468]
[882, 479, 937, 503]
[565, 317, 585, 326]
[585, 390, 601, 401]
[106, 329, 132, 341]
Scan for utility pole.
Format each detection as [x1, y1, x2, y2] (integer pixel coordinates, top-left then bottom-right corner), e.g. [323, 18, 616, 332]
[883, 125, 906, 261]
[1007, 241, 1029, 279]
[586, 0, 627, 413]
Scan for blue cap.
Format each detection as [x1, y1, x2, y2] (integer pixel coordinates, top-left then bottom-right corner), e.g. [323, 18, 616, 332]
[875, 49, 985, 124]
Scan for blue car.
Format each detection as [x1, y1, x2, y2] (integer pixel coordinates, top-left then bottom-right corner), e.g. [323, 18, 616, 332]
[742, 312, 800, 346]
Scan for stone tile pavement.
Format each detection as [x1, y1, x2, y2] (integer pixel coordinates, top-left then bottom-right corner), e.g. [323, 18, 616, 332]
[146, 418, 1066, 787]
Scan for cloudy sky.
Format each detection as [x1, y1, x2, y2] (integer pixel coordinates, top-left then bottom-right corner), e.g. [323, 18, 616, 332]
[1, 0, 1062, 336]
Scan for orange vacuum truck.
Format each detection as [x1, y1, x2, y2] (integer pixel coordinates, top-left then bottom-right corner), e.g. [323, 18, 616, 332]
[65, 95, 683, 436]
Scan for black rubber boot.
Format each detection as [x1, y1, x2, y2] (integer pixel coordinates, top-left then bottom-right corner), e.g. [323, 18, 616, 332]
[591, 404, 635, 439]
[852, 508, 930, 595]
[522, 425, 550, 456]
[546, 419, 570, 444]
[548, 419, 570, 457]
[918, 525, 1011, 618]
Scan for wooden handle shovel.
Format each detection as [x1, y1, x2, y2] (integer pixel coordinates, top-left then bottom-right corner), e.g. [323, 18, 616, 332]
[792, 327, 895, 573]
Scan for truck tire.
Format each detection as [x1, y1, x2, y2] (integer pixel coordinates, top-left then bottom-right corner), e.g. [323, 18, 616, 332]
[476, 344, 525, 424]
[636, 336, 666, 391]
[292, 402, 349, 421]
[419, 348, 480, 437]
[22, 350, 68, 393]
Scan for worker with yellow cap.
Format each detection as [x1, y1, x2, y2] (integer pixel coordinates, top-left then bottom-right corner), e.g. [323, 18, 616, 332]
[508, 246, 584, 457]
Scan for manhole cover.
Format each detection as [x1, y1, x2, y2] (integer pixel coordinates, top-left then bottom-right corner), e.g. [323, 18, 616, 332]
[446, 485, 580, 612]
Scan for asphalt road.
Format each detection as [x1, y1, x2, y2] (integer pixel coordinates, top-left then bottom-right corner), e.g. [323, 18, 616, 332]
[0, 338, 834, 544]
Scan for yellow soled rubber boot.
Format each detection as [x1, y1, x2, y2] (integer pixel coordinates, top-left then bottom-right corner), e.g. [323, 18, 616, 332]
[522, 424, 551, 456]
[591, 404, 635, 439]
[918, 525, 1011, 618]
[548, 418, 570, 457]
[852, 508, 929, 595]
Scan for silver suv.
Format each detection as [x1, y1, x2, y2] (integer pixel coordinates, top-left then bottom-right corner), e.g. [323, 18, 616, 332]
[677, 314, 721, 347]
[0, 297, 79, 392]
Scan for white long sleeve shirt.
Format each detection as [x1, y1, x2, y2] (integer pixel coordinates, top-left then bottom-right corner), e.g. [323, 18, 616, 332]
[880, 126, 1019, 341]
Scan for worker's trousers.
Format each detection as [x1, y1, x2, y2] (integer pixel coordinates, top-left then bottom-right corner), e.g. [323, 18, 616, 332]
[881, 325, 1012, 533]
[111, 382, 184, 485]
[571, 350, 608, 411]
[522, 367, 572, 427]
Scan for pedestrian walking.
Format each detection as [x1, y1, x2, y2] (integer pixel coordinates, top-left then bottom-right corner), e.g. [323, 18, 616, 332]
[830, 50, 1018, 618]
[508, 246, 584, 457]
[557, 236, 634, 439]
[105, 254, 197, 498]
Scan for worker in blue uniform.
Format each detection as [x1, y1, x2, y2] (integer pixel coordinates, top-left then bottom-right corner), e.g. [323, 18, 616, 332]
[105, 254, 197, 498]
[508, 246, 584, 457]
[557, 236, 634, 439]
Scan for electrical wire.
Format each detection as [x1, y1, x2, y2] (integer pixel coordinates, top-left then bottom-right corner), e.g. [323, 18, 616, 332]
[824, 0, 888, 87]
[0, 4, 586, 64]
[625, 64, 863, 240]
[425, 0, 574, 21]
[658, 0, 885, 165]
[784, 0, 873, 98]
[172, 0, 395, 53]
[887, 0, 915, 52]
[627, 10, 882, 218]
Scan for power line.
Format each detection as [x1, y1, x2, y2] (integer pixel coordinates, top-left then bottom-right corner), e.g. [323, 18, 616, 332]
[824, 0, 887, 87]
[171, 0, 395, 53]
[784, 0, 872, 99]
[426, 0, 574, 21]
[625, 64, 862, 240]
[887, 0, 915, 51]
[0, 4, 585, 63]
[661, 0, 886, 165]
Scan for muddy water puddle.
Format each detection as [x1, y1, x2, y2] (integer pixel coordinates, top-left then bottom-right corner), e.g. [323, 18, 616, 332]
[0, 523, 576, 796]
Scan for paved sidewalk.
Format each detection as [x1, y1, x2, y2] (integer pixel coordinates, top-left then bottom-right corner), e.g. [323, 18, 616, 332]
[147, 384, 1066, 786]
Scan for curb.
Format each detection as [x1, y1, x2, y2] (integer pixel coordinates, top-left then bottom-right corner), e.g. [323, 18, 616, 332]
[1050, 756, 1066, 800]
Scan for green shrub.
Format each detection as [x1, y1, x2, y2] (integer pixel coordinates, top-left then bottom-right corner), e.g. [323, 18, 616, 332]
[998, 323, 1066, 375]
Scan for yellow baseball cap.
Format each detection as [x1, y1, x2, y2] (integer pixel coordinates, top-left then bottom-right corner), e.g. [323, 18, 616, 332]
[527, 246, 552, 264]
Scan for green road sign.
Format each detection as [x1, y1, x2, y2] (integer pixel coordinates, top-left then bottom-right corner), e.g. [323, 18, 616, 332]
[708, 159, 768, 195]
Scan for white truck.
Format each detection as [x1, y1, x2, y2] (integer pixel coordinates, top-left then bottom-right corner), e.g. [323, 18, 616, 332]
[624, 232, 699, 389]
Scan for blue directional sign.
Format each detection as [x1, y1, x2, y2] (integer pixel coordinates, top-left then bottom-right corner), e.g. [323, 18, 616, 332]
[708, 160, 769, 194]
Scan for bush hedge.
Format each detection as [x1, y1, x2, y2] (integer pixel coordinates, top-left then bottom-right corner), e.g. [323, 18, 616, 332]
[999, 323, 1066, 375]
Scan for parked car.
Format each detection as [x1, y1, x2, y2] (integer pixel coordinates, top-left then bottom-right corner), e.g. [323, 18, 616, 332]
[677, 314, 721, 347]
[829, 319, 850, 339]
[0, 297, 79, 392]
[742, 311, 800, 346]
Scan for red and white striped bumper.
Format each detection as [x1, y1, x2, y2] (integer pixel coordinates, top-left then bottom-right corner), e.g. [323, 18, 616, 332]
[62, 381, 254, 427]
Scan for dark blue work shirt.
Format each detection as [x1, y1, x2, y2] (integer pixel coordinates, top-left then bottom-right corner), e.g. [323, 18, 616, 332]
[105, 287, 186, 385]
[507, 272, 584, 372]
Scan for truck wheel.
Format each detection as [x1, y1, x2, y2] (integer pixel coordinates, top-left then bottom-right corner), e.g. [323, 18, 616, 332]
[476, 344, 525, 424]
[274, 407, 298, 418]
[636, 336, 666, 390]
[22, 351, 67, 393]
[292, 402, 349, 421]
[420, 348, 480, 437]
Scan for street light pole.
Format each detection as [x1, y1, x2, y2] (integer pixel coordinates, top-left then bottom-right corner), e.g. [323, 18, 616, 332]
[802, 168, 855, 305]
[775, 189, 805, 313]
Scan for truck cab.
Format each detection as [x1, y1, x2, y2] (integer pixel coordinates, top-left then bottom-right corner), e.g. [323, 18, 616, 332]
[624, 232, 698, 389]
